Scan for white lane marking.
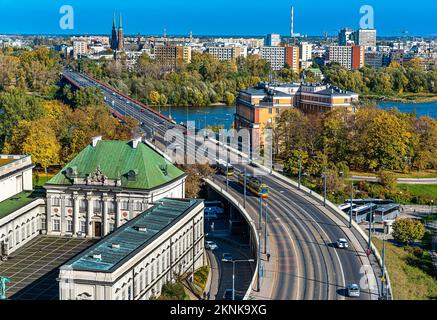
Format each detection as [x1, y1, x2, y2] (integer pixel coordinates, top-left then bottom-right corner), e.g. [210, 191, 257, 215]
[270, 184, 346, 300]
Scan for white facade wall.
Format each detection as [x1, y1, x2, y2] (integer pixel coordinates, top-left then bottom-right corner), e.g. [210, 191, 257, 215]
[45, 176, 186, 238]
[261, 47, 286, 71]
[0, 200, 46, 256]
[59, 201, 205, 300]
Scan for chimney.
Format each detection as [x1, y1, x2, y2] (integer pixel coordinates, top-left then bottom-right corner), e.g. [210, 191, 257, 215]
[131, 136, 142, 149]
[91, 136, 102, 148]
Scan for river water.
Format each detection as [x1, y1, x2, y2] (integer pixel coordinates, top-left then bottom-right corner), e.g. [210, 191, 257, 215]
[156, 101, 437, 129]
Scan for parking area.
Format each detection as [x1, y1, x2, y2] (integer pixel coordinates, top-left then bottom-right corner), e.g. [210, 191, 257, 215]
[0, 236, 95, 300]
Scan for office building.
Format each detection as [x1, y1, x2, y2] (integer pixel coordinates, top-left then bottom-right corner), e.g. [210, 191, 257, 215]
[155, 45, 192, 68]
[59, 198, 205, 300]
[285, 45, 300, 74]
[354, 29, 377, 51]
[364, 52, 390, 68]
[260, 46, 286, 71]
[299, 42, 312, 70]
[265, 34, 281, 47]
[338, 28, 354, 46]
[328, 45, 365, 70]
[206, 46, 241, 61]
[73, 40, 88, 59]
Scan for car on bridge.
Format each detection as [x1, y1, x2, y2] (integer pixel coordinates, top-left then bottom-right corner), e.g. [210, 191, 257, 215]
[336, 238, 349, 249]
[347, 283, 361, 297]
[205, 240, 218, 250]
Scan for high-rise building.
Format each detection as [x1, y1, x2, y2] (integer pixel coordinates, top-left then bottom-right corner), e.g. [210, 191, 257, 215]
[155, 45, 192, 68]
[265, 34, 281, 47]
[354, 29, 376, 51]
[73, 40, 88, 59]
[299, 42, 312, 70]
[338, 28, 354, 46]
[260, 46, 286, 71]
[328, 45, 365, 70]
[285, 45, 300, 74]
[206, 46, 242, 61]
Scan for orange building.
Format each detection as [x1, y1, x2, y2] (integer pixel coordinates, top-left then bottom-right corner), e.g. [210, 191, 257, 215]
[285, 45, 300, 74]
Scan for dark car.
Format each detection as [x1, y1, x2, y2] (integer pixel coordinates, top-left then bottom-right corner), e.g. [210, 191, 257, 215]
[222, 253, 233, 262]
[223, 289, 233, 300]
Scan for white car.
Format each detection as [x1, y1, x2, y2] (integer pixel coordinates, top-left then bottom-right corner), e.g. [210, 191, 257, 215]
[205, 241, 218, 250]
[347, 284, 361, 297]
[336, 238, 349, 249]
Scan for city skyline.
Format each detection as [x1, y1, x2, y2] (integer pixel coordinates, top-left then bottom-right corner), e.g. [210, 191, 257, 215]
[0, 0, 436, 37]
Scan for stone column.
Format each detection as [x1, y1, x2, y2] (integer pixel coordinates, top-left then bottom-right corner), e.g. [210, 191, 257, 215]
[60, 195, 66, 235]
[46, 194, 52, 234]
[129, 199, 134, 220]
[87, 195, 94, 238]
[73, 195, 79, 237]
[102, 196, 108, 237]
[116, 198, 121, 228]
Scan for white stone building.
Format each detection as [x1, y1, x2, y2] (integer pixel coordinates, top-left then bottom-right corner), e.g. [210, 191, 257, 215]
[44, 137, 187, 239]
[0, 155, 45, 257]
[59, 198, 205, 300]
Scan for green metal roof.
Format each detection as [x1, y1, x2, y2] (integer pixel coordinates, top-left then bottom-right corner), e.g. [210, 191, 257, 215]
[65, 198, 202, 273]
[46, 140, 185, 190]
[0, 191, 43, 219]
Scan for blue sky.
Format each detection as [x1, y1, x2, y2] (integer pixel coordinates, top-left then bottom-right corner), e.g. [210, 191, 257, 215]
[0, 0, 436, 36]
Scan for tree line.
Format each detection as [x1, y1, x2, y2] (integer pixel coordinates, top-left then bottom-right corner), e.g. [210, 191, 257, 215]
[323, 60, 437, 97]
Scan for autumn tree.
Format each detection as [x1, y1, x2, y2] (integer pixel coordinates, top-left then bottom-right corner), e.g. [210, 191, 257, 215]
[392, 218, 425, 245]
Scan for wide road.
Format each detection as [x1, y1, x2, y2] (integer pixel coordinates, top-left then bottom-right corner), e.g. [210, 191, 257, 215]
[61, 69, 381, 300]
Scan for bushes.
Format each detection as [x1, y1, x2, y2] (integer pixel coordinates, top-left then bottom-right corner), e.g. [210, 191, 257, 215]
[158, 281, 188, 300]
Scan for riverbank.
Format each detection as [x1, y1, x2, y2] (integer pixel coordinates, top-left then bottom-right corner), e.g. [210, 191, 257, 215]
[363, 93, 437, 103]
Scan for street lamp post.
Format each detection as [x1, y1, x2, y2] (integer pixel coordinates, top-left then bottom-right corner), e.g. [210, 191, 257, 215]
[323, 172, 327, 207]
[349, 181, 353, 228]
[222, 259, 255, 300]
[381, 236, 386, 300]
[298, 154, 302, 189]
[264, 199, 268, 254]
[243, 167, 247, 208]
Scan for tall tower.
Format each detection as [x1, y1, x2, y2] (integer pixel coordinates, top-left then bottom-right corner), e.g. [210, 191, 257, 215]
[111, 13, 118, 50]
[290, 6, 294, 39]
[117, 13, 124, 51]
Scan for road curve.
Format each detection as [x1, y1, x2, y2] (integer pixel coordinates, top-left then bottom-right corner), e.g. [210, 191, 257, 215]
[61, 69, 380, 300]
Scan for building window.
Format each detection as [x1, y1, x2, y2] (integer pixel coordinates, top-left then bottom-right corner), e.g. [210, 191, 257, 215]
[268, 108, 273, 114]
[67, 220, 73, 233]
[52, 197, 60, 206]
[15, 230, 20, 244]
[135, 202, 143, 212]
[108, 202, 115, 214]
[53, 219, 61, 232]
[80, 221, 86, 233]
[65, 198, 73, 207]
[94, 200, 102, 213]
[79, 200, 86, 212]
[109, 223, 115, 233]
[121, 201, 128, 211]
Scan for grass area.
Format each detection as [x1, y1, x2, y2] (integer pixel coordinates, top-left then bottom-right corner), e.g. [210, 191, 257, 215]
[362, 93, 437, 103]
[33, 172, 55, 188]
[193, 266, 210, 296]
[350, 169, 437, 179]
[0, 191, 43, 219]
[397, 184, 437, 199]
[373, 237, 437, 300]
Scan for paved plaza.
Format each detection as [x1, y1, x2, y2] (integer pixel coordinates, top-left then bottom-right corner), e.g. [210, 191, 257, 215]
[0, 236, 95, 300]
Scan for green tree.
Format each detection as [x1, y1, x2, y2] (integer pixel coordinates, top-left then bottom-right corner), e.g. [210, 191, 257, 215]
[392, 219, 425, 245]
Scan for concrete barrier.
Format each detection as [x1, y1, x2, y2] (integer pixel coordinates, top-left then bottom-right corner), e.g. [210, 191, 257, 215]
[205, 179, 259, 300]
